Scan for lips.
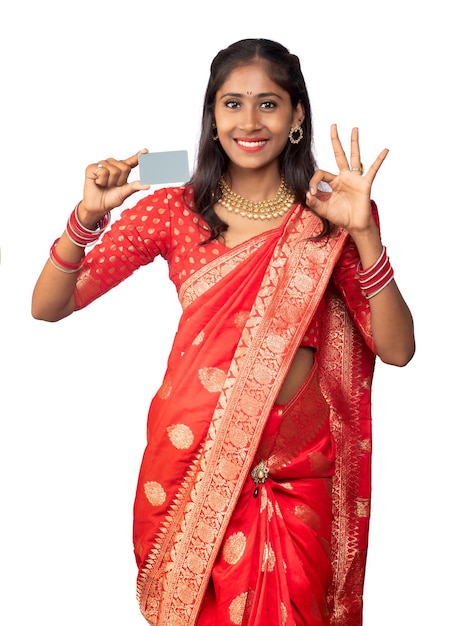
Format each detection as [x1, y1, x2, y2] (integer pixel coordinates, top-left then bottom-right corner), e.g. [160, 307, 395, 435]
[235, 138, 268, 151]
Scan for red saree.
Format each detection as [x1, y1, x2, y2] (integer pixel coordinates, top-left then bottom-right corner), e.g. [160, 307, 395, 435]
[74, 187, 376, 626]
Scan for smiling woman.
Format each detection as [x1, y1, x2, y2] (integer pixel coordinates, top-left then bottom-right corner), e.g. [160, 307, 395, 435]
[31, 38, 415, 626]
[213, 61, 303, 185]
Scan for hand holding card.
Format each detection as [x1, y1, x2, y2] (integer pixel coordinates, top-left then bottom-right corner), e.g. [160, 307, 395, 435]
[139, 150, 190, 185]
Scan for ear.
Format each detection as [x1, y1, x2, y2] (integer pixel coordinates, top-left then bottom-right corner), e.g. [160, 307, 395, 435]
[292, 101, 305, 126]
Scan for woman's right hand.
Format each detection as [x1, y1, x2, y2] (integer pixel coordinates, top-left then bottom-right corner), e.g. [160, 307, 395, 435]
[78, 150, 150, 228]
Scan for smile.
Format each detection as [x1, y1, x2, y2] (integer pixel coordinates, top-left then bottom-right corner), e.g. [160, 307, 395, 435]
[236, 139, 267, 151]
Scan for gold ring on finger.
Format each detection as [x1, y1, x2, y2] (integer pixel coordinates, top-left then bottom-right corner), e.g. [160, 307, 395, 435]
[351, 164, 364, 174]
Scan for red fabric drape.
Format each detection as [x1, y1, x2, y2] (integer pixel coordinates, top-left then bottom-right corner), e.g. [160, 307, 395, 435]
[74, 187, 377, 625]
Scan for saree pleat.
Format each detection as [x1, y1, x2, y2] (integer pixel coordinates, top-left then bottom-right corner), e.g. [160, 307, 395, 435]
[197, 363, 335, 625]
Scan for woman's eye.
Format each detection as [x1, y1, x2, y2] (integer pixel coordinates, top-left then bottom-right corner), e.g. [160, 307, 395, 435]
[260, 101, 276, 109]
[225, 100, 240, 109]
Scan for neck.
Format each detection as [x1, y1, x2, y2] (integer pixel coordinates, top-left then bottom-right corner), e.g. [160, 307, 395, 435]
[218, 174, 295, 221]
[225, 165, 282, 202]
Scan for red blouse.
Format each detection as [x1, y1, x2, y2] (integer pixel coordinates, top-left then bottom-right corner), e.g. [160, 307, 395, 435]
[75, 185, 374, 352]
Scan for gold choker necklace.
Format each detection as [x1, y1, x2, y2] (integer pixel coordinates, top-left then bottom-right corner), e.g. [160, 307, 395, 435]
[218, 177, 295, 220]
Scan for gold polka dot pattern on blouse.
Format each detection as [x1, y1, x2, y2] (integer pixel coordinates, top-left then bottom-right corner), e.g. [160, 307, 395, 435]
[167, 424, 194, 450]
[144, 481, 167, 506]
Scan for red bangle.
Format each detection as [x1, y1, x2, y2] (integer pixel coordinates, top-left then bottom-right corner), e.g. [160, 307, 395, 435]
[49, 238, 84, 272]
[66, 203, 111, 247]
[357, 246, 395, 298]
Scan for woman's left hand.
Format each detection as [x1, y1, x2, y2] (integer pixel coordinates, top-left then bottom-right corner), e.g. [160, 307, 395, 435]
[306, 124, 388, 234]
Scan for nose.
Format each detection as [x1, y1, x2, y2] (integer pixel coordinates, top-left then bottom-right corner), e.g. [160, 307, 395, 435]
[239, 105, 261, 132]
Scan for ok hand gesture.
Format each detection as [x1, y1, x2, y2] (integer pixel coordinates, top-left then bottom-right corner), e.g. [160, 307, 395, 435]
[306, 125, 388, 234]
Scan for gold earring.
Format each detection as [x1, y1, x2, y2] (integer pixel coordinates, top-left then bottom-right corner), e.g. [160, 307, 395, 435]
[289, 125, 303, 144]
[212, 123, 219, 141]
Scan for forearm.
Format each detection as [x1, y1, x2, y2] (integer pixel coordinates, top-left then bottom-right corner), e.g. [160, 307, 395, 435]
[367, 280, 415, 366]
[31, 231, 83, 321]
[32, 204, 111, 322]
[350, 224, 415, 366]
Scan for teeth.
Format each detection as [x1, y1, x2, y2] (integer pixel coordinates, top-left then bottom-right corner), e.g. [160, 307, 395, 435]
[237, 140, 266, 147]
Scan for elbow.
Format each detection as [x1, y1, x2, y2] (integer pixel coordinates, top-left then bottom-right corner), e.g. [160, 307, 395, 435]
[378, 341, 416, 368]
[31, 307, 60, 323]
[31, 302, 72, 323]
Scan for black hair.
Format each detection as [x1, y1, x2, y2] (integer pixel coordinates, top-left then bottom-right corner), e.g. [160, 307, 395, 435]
[184, 38, 330, 241]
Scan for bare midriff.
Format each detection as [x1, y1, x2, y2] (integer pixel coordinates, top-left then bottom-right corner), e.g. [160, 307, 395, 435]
[275, 346, 315, 405]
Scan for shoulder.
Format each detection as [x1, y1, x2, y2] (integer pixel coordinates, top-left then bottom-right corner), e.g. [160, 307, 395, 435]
[119, 184, 197, 222]
[132, 184, 193, 210]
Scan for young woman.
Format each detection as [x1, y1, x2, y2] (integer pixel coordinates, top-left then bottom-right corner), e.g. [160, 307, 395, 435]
[32, 39, 415, 626]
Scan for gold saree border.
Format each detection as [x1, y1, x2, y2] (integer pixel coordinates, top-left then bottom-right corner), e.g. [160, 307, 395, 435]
[320, 289, 374, 625]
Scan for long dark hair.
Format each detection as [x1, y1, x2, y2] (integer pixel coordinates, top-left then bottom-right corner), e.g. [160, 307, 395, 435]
[184, 38, 330, 241]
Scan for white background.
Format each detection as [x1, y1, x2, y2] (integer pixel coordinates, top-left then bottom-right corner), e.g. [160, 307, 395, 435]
[1, 1, 455, 624]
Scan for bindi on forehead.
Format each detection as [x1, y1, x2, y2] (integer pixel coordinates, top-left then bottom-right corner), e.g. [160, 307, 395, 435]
[247, 91, 253, 95]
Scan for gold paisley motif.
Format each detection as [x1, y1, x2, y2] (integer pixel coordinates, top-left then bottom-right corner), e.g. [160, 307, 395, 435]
[185, 551, 205, 574]
[309, 450, 333, 475]
[265, 332, 287, 354]
[218, 458, 238, 481]
[233, 310, 250, 331]
[223, 531, 247, 565]
[144, 481, 166, 506]
[277, 301, 302, 324]
[239, 394, 264, 415]
[207, 490, 226, 513]
[281, 601, 288, 626]
[275, 502, 283, 518]
[294, 503, 320, 530]
[197, 522, 216, 543]
[260, 490, 274, 520]
[157, 374, 172, 399]
[167, 424, 194, 449]
[192, 330, 205, 346]
[176, 582, 194, 605]
[198, 367, 226, 393]
[252, 362, 274, 385]
[356, 498, 370, 517]
[261, 542, 276, 572]
[292, 271, 315, 293]
[227, 425, 249, 448]
[228, 592, 247, 625]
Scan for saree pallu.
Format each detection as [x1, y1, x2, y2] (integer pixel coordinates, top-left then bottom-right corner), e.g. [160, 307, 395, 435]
[133, 204, 375, 626]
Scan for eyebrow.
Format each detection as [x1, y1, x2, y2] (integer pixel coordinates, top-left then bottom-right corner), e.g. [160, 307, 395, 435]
[219, 91, 284, 100]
